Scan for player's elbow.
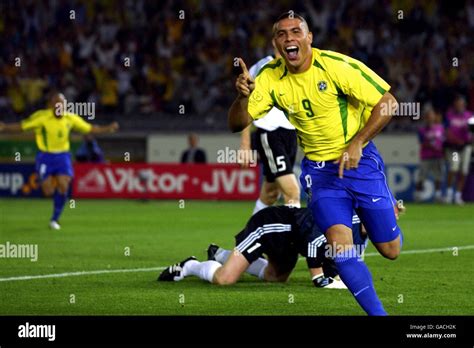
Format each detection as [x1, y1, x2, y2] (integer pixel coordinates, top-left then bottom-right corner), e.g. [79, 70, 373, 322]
[385, 91, 397, 106]
[227, 116, 247, 133]
[227, 106, 251, 133]
[228, 123, 244, 133]
[379, 92, 398, 116]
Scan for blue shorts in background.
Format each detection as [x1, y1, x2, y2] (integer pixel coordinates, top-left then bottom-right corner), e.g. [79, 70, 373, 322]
[35, 151, 74, 181]
[300, 141, 401, 244]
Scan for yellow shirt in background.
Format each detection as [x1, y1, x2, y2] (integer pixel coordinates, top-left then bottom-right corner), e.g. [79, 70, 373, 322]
[21, 109, 92, 153]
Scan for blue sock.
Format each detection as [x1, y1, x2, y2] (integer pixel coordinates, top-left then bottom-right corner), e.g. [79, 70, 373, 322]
[52, 191, 67, 222]
[334, 247, 387, 316]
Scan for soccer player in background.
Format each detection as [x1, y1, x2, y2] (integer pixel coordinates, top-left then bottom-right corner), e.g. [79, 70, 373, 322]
[0, 92, 119, 230]
[228, 12, 402, 315]
[240, 42, 300, 214]
[415, 105, 445, 202]
[444, 94, 473, 205]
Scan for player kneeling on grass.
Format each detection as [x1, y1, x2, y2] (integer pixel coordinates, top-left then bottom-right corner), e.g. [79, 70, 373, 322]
[158, 205, 368, 289]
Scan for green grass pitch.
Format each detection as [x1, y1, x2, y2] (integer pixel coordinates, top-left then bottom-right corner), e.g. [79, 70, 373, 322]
[0, 198, 473, 315]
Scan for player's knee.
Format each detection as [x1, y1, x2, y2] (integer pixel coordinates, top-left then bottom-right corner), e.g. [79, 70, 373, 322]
[213, 269, 238, 285]
[264, 188, 279, 203]
[58, 179, 71, 194]
[214, 275, 238, 285]
[58, 185, 69, 194]
[383, 251, 399, 260]
[42, 187, 54, 196]
[381, 244, 400, 260]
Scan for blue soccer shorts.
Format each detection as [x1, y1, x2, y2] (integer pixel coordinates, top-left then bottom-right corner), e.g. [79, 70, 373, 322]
[300, 141, 401, 244]
[35, 151, 74, 181]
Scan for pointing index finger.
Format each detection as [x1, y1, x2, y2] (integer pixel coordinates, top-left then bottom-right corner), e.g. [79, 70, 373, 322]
[238, 58, 249, 76]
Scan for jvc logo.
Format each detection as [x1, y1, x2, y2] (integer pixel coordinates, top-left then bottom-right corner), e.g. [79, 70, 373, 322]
[18, 322, 56, 341]
[202, 170, 255, 194]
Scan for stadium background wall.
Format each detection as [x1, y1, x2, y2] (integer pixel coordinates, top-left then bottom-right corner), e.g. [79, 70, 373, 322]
[0, 134, 473, 201]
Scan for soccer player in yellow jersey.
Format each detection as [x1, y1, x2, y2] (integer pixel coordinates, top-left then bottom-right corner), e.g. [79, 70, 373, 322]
[228, 12, 403, 315]
[0, 92, 118, 230]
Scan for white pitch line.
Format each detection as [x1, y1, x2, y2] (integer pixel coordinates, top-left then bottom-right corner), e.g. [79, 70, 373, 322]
[0, 245, 473, 283]
[0, 266, 165, 282]
[364, 244, 474, 257]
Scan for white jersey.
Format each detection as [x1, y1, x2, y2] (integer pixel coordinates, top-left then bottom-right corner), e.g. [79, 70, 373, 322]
[248, 56, 295, 132]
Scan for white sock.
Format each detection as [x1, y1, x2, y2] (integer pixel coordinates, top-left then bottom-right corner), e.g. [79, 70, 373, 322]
[182, 260, 200, 277]
[252, 199, 268, 215]
[214, 248, 231, 264]
[435, 190, 442, 199]
[446, 187, 454, 199]
[182, 260, 221, 283]
[215, 247, 268, 280]
[245, 257, 268, 279]
[455, 191, 462, 200]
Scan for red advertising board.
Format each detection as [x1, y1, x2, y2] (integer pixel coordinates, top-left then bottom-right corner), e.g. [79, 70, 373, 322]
[72, 163, 260, 200]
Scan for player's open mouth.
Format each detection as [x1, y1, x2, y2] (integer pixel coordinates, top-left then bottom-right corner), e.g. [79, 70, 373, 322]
[285, 46, 299, 61]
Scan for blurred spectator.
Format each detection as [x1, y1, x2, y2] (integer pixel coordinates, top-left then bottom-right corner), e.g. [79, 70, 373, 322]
[7, 77, 26, 114]
[181, 133, 207, 164]
[415, 105, 445, 202]
[444, 94, 473, 205]
[75, 134, 105, 163]
[0, 0, 472, 132]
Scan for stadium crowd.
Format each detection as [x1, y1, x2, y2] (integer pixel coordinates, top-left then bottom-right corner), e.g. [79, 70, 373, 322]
[0, 0, 473, 132]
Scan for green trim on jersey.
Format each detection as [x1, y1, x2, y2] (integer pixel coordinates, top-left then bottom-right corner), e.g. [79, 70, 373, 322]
[256, 59, 282, 77]
[280, 66, 288, 79]
[312, 58, 326, 71]
[270, 90, 288, 118]
[344, 109, 364, 145]
[320, 53, 386, 95]
[41, 126, 48, 151]
[335, 86, 348, 143]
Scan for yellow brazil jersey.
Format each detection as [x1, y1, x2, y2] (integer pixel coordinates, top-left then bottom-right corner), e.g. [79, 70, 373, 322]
[21, 109, 92, 153]
[248, 48, 390, 161]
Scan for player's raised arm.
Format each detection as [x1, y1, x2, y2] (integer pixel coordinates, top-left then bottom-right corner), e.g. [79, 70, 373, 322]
[90, 122, 120, 134]
[0, 122, 22, 132]
[239, 124, 252, 168]
[228, 58, 254, 133]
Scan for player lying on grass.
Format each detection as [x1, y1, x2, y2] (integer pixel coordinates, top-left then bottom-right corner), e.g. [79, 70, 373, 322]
[158, 205, 367, 289]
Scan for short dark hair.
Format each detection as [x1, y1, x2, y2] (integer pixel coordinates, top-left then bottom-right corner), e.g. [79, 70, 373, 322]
[275, 11, 307, 23]
[273, 11, 309, 36]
